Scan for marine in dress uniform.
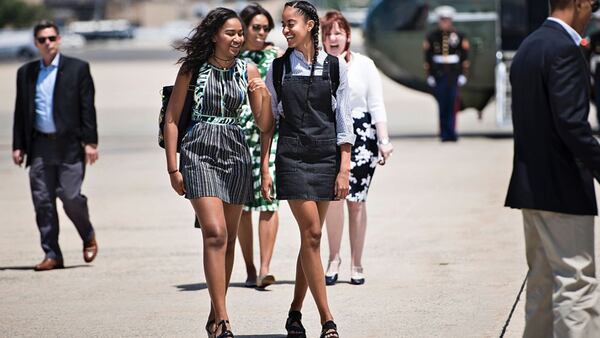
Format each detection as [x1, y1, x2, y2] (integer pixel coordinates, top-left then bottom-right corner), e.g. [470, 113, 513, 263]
[423, 6, 470, 142]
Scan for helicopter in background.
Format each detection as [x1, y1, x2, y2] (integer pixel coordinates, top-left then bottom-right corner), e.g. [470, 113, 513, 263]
[363, 0, 553, 124]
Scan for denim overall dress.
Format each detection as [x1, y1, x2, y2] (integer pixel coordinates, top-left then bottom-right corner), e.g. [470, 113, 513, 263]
[275, 55, 340, 201]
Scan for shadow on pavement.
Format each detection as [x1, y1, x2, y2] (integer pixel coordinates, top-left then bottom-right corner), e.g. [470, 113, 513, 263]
[0, 265, 90, 271]
[176, 280, 297, 292]
[236, 335, 286, 338]
[392, 132, 513, 140]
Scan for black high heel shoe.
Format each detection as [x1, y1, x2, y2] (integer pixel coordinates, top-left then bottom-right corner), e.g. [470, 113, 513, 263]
[214, 320, 234, 338]
[285, 310, 307, 338]
[205, 319, 215, 338]
[320, 320, 339, 338]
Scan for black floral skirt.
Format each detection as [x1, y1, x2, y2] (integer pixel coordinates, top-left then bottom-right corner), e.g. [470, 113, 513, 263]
[348, 112, 379, 202]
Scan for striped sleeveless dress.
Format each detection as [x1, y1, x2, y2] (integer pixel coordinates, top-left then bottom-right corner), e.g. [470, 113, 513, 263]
[179, 59, 252, 204]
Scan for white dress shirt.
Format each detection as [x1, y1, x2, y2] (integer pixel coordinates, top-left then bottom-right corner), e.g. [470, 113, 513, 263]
[547, 17, 582, 46]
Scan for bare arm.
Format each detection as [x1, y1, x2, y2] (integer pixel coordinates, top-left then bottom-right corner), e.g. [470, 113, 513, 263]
[260, 125, 275, 201]
[164, 66, 192, 195]
[335, 144, 352, 200]
[247, 63, 274, 132]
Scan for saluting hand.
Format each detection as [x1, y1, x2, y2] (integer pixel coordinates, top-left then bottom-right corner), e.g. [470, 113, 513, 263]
[261, 172, 273, 202]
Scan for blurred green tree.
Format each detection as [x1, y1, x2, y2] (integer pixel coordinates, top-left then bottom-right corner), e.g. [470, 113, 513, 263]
[0, 0, 49, 28]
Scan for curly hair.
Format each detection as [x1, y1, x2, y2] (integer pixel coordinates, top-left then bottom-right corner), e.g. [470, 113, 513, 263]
[176, 7, 242, 73]
[284, 1, 320, 79]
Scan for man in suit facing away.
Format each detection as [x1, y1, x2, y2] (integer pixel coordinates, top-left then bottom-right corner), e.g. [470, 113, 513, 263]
[506, 0, 600, 336]
[12, 21, 99, 271]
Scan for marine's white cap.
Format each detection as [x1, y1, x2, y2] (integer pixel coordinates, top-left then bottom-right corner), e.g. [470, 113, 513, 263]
[435, 6, 456, 20]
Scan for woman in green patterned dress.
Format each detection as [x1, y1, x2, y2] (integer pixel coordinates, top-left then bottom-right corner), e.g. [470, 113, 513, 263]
[237, 3, 284, 289]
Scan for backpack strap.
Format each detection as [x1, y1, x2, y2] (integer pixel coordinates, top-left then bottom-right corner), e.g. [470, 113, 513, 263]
[328, 54, 340, 98]
[273, 48, 294, 104]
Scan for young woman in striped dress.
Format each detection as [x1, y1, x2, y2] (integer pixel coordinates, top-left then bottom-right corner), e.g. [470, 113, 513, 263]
[164, 8, 272, 338]
[237, 3, 283, 289]
[261, 2, 355, 337]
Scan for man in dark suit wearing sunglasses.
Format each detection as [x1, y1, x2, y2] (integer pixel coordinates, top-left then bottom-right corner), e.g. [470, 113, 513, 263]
[506, 0, 600, 336]
[12, 21, 99, 271]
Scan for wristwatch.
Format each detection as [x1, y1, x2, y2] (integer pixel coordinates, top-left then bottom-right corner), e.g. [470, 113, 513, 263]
[377, 138, 390, 145]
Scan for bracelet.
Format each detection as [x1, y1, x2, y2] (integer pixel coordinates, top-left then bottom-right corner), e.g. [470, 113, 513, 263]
[168, 169, 179, 175]
[378, 138, 390, 145]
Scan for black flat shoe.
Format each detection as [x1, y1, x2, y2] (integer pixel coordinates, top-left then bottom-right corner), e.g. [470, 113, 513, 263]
[320, 320, 339, 338]
[325, 273, 338, 286]
[285, 310, 306, 338]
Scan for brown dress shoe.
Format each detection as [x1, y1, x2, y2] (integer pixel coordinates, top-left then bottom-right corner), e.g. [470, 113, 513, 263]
[83, 236, 98, 263]
[34, 258, 64, 271]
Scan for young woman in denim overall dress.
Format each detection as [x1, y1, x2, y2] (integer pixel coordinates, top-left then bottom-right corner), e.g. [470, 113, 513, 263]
[261, 2, 355, 338]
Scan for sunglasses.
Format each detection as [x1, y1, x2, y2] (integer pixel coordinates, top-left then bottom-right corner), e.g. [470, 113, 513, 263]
[36, 36, 57, 44]
[250, 24, 271, 33]
[594, 0, 600, 12]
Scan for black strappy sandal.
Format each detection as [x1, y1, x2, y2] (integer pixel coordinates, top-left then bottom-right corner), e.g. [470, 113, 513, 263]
[285, 310, 307, 338]
[320, 320, 339, 338]
[214, 320, 234, 338]
[205, 319, 215, 338]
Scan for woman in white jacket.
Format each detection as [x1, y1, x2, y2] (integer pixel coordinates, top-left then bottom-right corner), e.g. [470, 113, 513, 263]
[321, 10, 394, 285]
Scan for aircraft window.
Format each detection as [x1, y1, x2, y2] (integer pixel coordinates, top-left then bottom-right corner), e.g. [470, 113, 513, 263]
[500, 0, 548, 50]
[372, 0, 428, 31]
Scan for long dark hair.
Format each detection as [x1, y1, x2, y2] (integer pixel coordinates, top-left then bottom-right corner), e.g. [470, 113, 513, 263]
[284, 1, 320, 78]
[176, 7, 242, 73]
[240, 3, 274, 31]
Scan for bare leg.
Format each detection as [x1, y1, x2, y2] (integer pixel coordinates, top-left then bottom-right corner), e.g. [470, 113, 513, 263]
[288, 200, 333, 324]
[237, 210, 257, 285]
[290, 252, 308, 311]
[224, 203, 243, 291]
[325, 200, 344, 276]
[258, 211, 279, 276]
[347, 201, 367, 268]
[191, 197, 241, 334]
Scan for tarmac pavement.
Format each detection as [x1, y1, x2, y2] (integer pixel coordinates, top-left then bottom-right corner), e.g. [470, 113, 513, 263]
[0, 51, 597, 337]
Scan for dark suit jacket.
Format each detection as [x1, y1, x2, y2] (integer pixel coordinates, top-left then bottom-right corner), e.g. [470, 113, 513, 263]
[505, 20, 600, 216]
[12, 54, 98, 166]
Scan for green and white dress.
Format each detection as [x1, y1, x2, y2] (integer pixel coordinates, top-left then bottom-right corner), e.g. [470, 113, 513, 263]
[179, 59, 252, 205]
[239, 47, 280, 212]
